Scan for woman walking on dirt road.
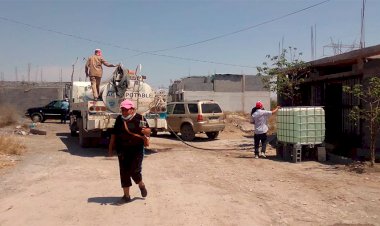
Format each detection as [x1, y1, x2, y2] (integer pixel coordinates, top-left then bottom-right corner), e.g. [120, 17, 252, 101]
[108, 99, 151, 203]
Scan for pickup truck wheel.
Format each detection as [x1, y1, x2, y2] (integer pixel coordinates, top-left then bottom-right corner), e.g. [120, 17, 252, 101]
[180, 124, 195, 141]
[71, 130, 77, 136]
[151, 129, 158, 137]
[70, 119, 78, 137]
[31, 113, 43, 123]
[206, 131, 219, 139]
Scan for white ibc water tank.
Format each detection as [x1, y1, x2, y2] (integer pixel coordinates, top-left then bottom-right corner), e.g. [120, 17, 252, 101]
[277, 107, 325, 144]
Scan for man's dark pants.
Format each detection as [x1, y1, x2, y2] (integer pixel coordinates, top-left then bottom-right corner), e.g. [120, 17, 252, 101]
[61, 109, 68, 124]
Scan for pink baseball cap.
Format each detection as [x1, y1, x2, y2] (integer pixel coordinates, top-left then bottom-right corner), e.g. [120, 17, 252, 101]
[120, 100, 135, 109]
[256, 101, 263, 109]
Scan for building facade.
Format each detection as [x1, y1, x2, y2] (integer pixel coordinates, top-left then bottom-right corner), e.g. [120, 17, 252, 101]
[294, 44, 380, 159]
[168, 74, 270, 114]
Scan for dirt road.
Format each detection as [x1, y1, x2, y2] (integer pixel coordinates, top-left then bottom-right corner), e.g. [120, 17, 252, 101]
[1, 121, 380, 226]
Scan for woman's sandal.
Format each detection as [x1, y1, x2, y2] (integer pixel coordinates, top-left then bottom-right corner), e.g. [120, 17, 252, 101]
[121, 195, 131, 203]
[115, 195, 131, 205]
[139, 186, 148, 198]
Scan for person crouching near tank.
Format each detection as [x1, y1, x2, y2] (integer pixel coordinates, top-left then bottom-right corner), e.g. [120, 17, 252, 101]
[251, 101, 280, 159]
[108, 99, 151, 203]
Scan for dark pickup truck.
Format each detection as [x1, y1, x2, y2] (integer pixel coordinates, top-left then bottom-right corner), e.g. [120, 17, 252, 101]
[25, 100, 69, 123]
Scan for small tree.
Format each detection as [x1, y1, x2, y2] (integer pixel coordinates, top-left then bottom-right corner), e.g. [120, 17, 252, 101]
[343, 76, 380, 167]
[257, 47, 310, 106]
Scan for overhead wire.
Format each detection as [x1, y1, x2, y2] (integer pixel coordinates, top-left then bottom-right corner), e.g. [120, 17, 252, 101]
[0, 16, 142, 53]
[128, 0, 331, 56]
[0, 15, 255, 68]
[0, 0, 331, 68]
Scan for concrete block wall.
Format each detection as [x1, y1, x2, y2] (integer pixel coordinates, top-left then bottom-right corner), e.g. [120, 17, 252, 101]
[214, 74, 243, 82]
[184, 83, 213, 91]
[182, 90, 270, 113]
[245, 76, 267, 91]
[168, 74, 270, 113]
[214, 74, 243, 92]
[170, 74, 266, 93]
[182, 77, 213, 91]
[243, 91, 270, 113]
[0, 87, 64, 114]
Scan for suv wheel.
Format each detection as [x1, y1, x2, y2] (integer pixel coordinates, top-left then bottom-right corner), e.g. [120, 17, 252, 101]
[206, 131, 219, 140]
[31, 113, 43, 123]
[180, 124, 195, 141]
[151, 128, 158, 137]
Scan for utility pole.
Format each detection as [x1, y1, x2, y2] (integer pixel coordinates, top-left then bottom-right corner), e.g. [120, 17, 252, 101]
[315, 24, 317, 59]
[70, 57, 79, 101]
[360, 0, 366, 48]
[311, 24, 317, 60]
[28, 63, 31, 83]
[35, 66, 38, 82]
[311, 26, 314, 60]
[15, 66, 18, 81]
[242, 74, 245, 113]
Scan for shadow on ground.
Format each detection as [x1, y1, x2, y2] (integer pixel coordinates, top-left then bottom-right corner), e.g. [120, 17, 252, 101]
[88, 196, 144, 205]
[56, 132, 157, 158]
[57, 132, 107, 157]
[234, 154, 287, 163]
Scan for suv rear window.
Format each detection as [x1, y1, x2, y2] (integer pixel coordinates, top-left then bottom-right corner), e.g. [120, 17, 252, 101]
[201, 103, 222, 113]
[188, 104, 198, 113]
[166, 104, 174, 114]
[173, 104, 185, 114]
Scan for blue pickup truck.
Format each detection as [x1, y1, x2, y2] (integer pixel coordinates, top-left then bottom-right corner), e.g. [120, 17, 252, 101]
[25, 100, 69, 123]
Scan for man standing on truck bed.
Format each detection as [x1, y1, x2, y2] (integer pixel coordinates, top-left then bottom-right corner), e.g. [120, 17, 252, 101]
[85, 49, 118, 100]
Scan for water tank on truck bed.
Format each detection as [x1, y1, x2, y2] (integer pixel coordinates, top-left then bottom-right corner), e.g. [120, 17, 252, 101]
[69, 65, 167, 147]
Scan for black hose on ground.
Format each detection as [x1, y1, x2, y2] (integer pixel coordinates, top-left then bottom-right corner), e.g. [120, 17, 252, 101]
[166, 124, 254, 151]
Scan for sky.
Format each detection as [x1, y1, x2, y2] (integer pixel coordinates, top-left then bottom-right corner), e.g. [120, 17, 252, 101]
[0, 0, 379, 89]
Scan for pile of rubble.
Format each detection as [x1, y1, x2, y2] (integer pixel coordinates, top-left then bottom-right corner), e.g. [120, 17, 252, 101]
[11, 124, 47, 136]
[225, 113, 253, 133]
